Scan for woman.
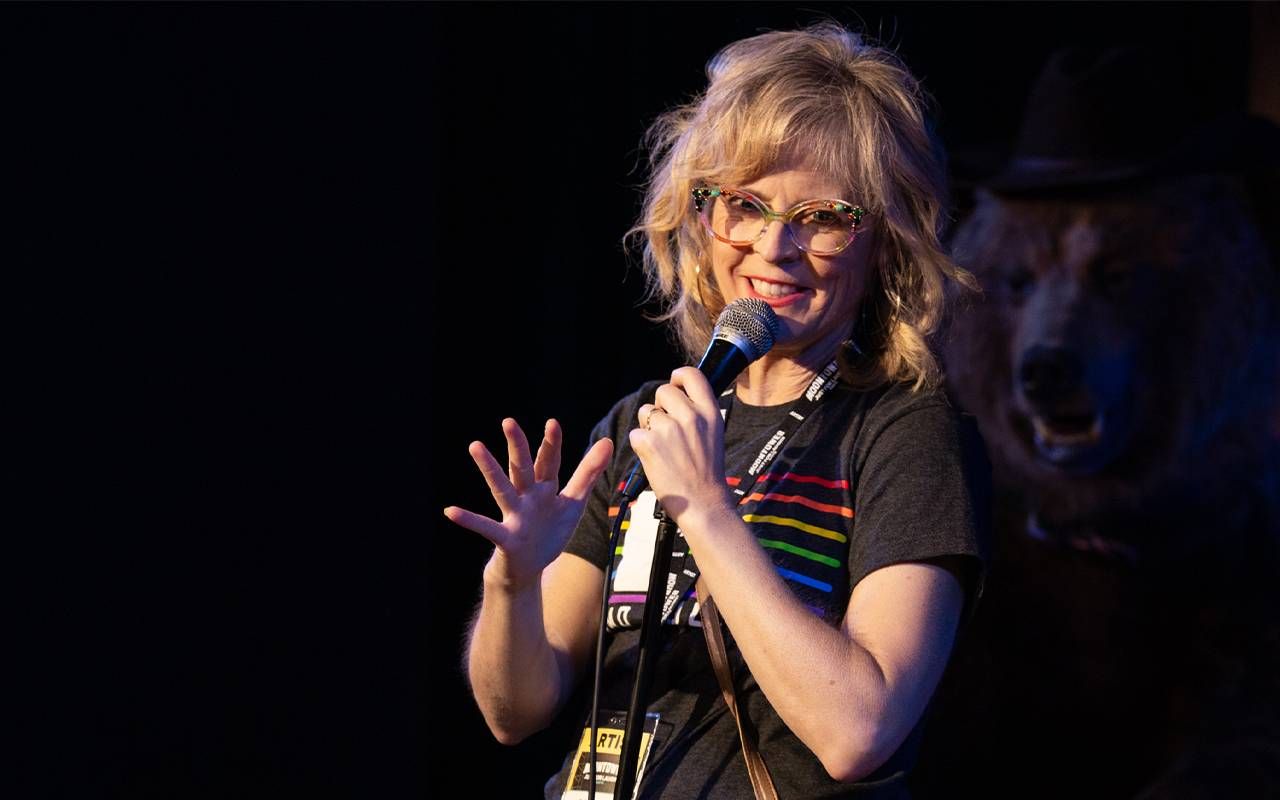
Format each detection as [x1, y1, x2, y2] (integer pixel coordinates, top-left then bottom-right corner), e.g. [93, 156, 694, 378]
[446, 23, 989, 798]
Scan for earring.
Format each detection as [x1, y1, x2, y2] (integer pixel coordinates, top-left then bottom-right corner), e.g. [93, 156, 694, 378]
[694, 264, 710, 309]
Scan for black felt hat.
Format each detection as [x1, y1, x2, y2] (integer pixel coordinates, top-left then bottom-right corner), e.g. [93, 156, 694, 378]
[976, 45, 1280, 194]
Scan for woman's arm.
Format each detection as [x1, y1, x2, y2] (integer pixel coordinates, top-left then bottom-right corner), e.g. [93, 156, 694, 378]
[631, 367, 967, 781]
[464, 548, 604, 744]
[678, 503, 963, 781]
[446, 418, 613, 744]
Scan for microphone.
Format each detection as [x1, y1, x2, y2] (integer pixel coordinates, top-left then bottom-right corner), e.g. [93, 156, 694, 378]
[619, 298, 779, 500]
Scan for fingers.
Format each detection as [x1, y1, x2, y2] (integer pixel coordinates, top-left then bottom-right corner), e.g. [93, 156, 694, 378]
[627, 425, 650, 460]
[561, 437, 614, 502]
[468, 440, 518, 514]
[639, 371, 719, 439]
[442, 505, 510, 548]
[637, 403, 668, 432]
[503, 418, 535, 492]
[532, 419, 562, 484]
[668, 367, 719, 412]
[653, 383, 697, 423]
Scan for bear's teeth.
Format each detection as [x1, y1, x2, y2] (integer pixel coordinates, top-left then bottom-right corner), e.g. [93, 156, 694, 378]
[1032, 415, 1102, 447]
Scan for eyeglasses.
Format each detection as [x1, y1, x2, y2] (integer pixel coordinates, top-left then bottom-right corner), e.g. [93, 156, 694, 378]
[691, 186, 867, 256]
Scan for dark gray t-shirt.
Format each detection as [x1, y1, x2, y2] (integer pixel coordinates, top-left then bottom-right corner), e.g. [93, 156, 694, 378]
[545, 378, 990, 799]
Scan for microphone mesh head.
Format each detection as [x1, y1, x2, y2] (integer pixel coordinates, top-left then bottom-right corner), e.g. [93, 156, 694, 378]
[713, 298, 779, 360]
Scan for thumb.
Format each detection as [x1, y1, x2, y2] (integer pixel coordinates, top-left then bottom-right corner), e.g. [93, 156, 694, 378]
[561, 437, 613, 502]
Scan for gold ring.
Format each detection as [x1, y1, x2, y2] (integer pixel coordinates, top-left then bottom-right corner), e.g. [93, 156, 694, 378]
[644, 407, 665, 431]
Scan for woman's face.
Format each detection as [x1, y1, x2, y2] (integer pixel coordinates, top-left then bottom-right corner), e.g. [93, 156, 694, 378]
[708, 165, 875, 361]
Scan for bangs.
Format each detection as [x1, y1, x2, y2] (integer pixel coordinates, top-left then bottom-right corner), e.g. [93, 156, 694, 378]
[675, 83, 871, 205]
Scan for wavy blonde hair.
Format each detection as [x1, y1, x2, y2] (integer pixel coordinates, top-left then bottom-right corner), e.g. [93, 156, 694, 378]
[629, 22, 976, 391]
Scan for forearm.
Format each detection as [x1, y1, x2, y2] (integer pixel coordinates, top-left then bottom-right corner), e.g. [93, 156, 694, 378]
[465, 552, 567, 745]
[682, 505, 897, 780]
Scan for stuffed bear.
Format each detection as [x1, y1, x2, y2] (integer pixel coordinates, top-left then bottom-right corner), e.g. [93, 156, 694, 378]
[913, 47, 1280, 798]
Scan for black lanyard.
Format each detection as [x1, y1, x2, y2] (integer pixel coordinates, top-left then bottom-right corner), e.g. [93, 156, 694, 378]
[651, 358, 843, 623]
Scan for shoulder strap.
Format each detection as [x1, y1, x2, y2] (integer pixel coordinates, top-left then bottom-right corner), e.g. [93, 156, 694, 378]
[696, 576, 779, 800]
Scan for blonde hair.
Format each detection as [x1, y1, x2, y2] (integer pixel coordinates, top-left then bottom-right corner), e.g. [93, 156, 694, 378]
[629, 22, 976, 390]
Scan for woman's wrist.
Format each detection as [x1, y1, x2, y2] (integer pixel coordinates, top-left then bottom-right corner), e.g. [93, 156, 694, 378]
[482, 549, 542, 595]
[675, 492, 741, 546]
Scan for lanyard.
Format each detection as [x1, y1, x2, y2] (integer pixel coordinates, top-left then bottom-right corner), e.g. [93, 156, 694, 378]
[651, 357, 844, 624]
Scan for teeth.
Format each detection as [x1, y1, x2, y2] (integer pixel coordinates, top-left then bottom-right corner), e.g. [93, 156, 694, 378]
[749, 278, 800, 298]
[1031, 415, 1103, 447]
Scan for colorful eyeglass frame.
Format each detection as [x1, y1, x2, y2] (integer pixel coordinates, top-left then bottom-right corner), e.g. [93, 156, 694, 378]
[691, 186, 866, 256]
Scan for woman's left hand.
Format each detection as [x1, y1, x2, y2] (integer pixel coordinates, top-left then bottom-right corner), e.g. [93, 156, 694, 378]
[629, 367, 734, 526]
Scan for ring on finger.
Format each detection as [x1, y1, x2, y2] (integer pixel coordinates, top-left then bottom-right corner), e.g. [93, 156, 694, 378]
[644, 406, 666, 431]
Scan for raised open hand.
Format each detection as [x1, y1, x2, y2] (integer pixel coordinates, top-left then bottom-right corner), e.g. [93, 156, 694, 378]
[444, 418, 613, 590]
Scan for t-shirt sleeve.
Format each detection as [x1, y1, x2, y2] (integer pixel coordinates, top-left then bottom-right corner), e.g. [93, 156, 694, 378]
[560, 382, 661, 571]
[849, 400, 991, 607]
[560, 410, 621, 571]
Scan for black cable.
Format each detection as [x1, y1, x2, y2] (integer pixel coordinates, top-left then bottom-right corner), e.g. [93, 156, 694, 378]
[588, 502, 629, 800]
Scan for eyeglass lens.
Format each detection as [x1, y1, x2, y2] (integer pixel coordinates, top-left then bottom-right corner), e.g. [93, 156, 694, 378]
[705, 193, 857, 254]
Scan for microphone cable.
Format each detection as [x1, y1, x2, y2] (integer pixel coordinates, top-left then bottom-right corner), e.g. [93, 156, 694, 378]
[587, 503, 630, 800]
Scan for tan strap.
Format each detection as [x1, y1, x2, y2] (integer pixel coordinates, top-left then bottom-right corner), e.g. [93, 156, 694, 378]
[697, 576, 780, 800]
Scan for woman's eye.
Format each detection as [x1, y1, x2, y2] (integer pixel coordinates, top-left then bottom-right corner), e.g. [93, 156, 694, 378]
[726, 196, 760, 213]
[800, 209, 846, 228]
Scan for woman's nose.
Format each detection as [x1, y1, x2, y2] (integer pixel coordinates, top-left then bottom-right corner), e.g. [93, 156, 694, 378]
[754, 219, 802, 263]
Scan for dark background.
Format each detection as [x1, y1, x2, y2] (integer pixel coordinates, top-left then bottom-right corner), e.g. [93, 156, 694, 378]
[8, 2, 1264, 797]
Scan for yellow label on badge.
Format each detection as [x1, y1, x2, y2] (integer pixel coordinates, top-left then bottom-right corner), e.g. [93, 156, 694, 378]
[562, 711, 661, 800]
[575, 725, 631, 757]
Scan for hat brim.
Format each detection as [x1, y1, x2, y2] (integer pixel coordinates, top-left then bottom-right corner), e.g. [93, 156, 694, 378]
[964, 115, 1280, 195]
[979, 158, 1157, 193]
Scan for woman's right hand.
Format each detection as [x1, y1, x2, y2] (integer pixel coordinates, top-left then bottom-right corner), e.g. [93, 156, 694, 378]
[444, 418, 613, 591]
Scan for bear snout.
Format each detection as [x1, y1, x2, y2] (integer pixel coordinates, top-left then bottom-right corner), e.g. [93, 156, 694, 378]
[1019, 345, 1084, 405]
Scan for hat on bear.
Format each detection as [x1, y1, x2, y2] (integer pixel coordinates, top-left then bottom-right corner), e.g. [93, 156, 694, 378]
[978, 45, 1280, 193]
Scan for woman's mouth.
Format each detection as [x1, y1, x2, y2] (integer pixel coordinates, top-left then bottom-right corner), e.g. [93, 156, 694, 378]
[747, 277, 808, 306]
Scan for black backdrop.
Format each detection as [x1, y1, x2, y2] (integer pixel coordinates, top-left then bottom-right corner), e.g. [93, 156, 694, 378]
[9, 3, 1258, 797]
